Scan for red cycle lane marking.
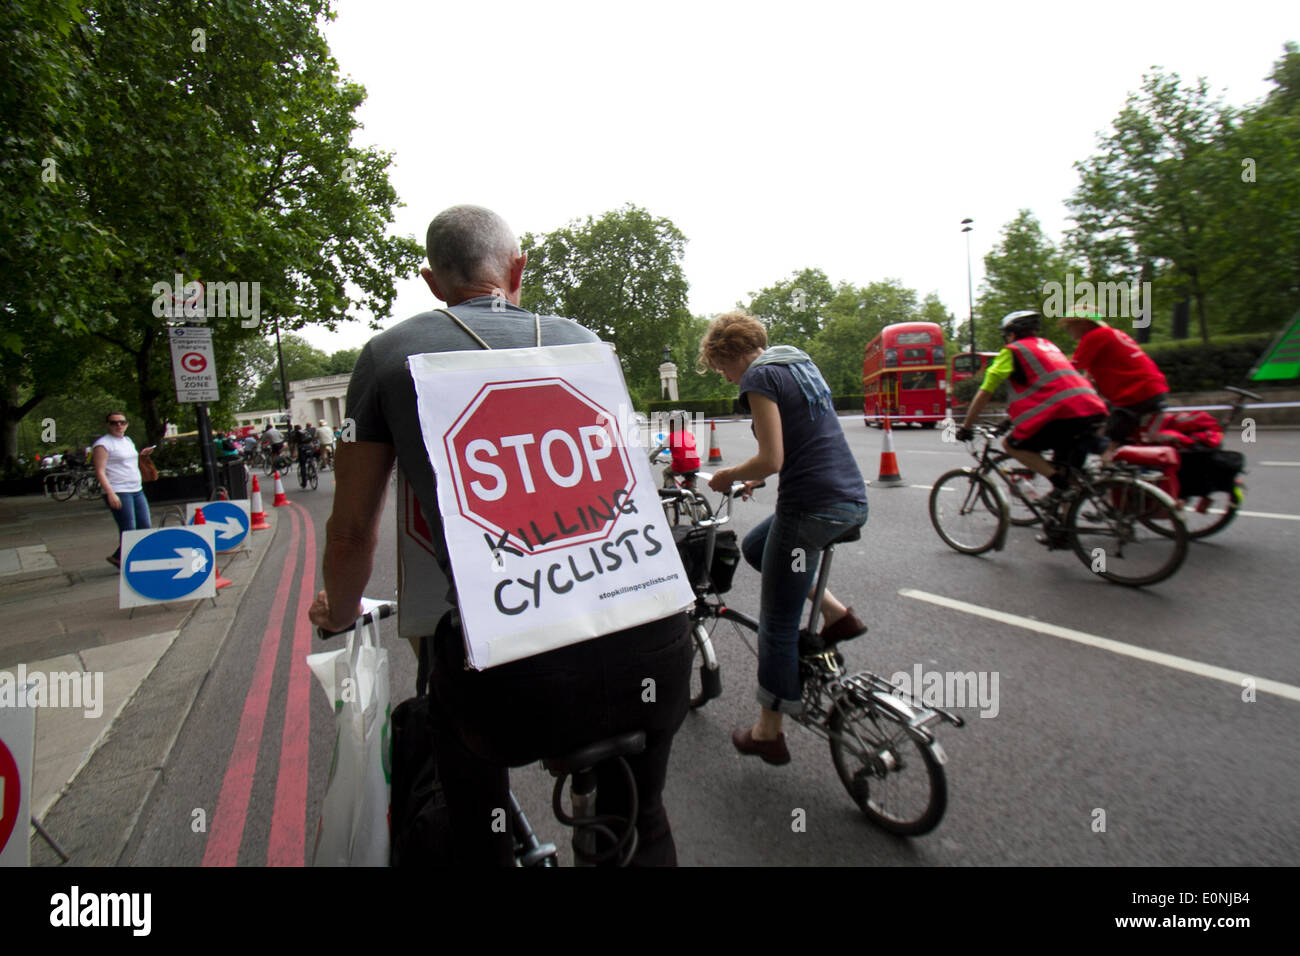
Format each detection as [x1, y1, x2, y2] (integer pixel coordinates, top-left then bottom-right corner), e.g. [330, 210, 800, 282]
[202, 506, 301, 867]
[266, 501, 317, 866]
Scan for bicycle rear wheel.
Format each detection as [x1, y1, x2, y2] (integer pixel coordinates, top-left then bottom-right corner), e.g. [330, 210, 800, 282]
[1143, 488, 1240, 540]
[1066, 477, 1188, 586]
[77, 475, 102, 500]
[928, 469, 1006, 555]
[828, 704, 947, 836]
[308, 463, 318, 490]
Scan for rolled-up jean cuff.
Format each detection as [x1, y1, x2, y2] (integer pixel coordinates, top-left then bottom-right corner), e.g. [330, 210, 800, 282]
[755, 685, 803, 716]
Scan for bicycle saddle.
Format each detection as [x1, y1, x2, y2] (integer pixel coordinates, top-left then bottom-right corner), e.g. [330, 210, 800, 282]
[830, 525, 861, 545]
[542, 731, 647, 776]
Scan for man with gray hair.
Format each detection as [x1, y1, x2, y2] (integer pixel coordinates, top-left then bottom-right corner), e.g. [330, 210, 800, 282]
[309, 205, 692, 866]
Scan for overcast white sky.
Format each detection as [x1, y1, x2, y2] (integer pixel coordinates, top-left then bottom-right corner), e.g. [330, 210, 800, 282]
[299, 0, 1296, 355]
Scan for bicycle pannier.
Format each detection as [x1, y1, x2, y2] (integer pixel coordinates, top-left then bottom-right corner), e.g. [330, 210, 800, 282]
[672, 525, 740, 593]
[1177, 448, 1245, 497]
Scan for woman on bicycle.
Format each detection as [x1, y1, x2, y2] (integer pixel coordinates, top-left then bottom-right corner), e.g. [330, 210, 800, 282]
[700, 312, 868, 766]
[92, 411, 153, 568]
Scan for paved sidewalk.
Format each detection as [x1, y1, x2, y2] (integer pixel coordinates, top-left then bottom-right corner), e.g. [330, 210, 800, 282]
[0, 491, 278, 865]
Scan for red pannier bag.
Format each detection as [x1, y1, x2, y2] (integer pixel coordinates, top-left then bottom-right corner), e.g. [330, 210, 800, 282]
[1112, 445, 1182, 500]
[1152, 410, 1223, 450]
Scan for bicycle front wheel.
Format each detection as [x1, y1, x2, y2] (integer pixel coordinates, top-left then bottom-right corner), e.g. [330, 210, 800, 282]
[49, 474, 76, 501]
[928, 469, 1006, 555]
[828, 704, 947, 836]
[1066, 477, 1188, 587]
[687, 604, 754, 709]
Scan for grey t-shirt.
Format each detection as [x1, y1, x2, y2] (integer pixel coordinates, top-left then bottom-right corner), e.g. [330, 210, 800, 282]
[345, 296, 601, 593]
[738, 362, 867, 509]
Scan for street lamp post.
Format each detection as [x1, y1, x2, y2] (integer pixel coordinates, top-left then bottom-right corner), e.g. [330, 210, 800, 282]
[961, 218, 975, 359]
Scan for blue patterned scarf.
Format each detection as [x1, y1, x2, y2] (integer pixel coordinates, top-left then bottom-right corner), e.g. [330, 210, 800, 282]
[749, 346, 833, 420]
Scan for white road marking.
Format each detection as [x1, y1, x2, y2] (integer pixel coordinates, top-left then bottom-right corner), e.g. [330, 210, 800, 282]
[1259, 461, 1300, 467]
[1236, 509, 1300, 521]
[905, 485, 1299, 522]
[899, 588, 1300, 703]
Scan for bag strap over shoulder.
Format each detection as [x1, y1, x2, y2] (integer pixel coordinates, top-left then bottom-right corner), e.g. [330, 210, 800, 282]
[435, 307, 541, 349]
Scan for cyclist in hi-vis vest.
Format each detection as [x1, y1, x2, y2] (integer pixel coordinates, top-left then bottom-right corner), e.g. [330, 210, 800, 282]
[958, 311, 1107, 502]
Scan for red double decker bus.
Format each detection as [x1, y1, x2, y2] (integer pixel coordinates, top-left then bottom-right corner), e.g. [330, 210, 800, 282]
[949, 350, 998, 409]
[862, 322, 947, 427]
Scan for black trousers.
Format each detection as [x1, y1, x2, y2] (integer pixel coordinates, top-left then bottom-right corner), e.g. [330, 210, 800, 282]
[427, 610, 693, 866]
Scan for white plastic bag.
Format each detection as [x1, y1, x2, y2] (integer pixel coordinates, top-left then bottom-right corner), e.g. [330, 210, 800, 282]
[307, 613, 391, 866]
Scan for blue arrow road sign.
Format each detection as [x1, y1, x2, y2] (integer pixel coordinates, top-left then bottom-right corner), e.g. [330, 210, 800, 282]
[123, 527, 215, 601]
[190, 500, 250, 551]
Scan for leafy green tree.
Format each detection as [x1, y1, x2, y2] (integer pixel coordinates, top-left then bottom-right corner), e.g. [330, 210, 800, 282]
[3, 0, 422, 453]
[743, 268, 836, 351]
[0, 0, 114, 465]
[521, 204, 692, 396]
[976, 210, 1076, 350]
[810, 279, 923, 395]
[1067, 70, 1237, 344]
[324, 347, 361, 376]
[244, 334, 331, 410]
[1204, 44, 1300, 335]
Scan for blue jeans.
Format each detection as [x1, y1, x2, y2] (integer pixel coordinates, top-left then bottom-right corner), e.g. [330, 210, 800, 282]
[741, 499, 869, 713]
[107, 490, 152, 559]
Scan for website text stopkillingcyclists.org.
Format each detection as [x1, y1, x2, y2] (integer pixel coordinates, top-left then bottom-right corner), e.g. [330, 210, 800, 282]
[599, 573, 680, 601]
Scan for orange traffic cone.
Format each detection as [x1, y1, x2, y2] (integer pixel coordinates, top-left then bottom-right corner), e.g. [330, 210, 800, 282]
[249, 475, 270, 531]
[876, 417, 904, 486]
[192, 508, 234, 588]
[272, 471, 289, 507]
[707, 420, 723, 464]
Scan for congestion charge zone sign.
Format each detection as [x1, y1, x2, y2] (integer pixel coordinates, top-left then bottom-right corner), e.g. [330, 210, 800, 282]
[442, 378, 634, 555]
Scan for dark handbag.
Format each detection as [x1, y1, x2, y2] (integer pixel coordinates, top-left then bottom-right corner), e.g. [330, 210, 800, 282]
[672, 525, 741, 593]
[138, 454, 159, 483]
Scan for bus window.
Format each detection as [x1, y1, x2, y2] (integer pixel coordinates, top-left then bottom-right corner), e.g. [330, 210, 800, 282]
[901, 371, 938, 390]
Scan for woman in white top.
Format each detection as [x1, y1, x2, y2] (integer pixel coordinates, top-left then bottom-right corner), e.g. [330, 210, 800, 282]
[92, 411, 154, 568]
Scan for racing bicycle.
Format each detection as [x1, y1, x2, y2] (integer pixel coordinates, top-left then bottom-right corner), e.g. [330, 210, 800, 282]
[662, 480, 964, 836]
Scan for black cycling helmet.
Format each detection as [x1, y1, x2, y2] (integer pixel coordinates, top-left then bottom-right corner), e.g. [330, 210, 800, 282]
[999, 310, 1041, 337]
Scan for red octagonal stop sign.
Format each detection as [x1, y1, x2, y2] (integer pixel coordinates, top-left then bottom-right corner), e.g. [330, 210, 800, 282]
[442, 378, 635, 554]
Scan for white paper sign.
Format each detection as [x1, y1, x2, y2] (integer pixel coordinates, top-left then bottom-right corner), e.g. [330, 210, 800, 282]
[0, 688, 35, 866]
[409, 342, 693, 669]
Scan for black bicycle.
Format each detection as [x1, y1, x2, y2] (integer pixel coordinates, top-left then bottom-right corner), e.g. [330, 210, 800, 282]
[298, 451, 319, 490]
[662, 481, 963, 836]
[929, 421, 1189, 587]
[318, 603, 645, 866]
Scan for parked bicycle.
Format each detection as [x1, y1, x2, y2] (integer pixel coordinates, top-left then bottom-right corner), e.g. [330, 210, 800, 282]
[44, 464, 102, 502]
[930, 420, 1188, 587]
[662, 479, 964, 836]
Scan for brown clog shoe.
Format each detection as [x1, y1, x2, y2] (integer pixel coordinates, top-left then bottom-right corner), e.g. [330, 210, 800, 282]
[732, 728, 791, 766]
[819, 608, 867, 646]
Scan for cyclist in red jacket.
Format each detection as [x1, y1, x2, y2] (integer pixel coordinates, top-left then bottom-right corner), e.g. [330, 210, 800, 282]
[1060, 311, 1169, 457]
